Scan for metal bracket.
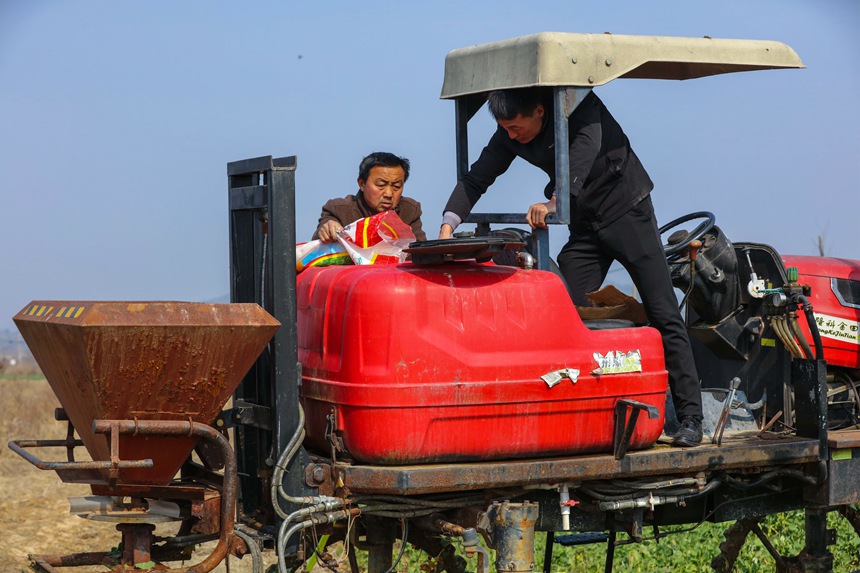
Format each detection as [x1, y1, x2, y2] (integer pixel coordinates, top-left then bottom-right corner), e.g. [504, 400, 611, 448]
[304, 463, 334, 496]
[613, 399, 660, 460]
[325, 408, 346, 456]
[225, 401, 271, 431]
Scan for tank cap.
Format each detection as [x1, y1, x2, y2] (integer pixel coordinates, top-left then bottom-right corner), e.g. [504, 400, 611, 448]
[786, 266, 799, 283]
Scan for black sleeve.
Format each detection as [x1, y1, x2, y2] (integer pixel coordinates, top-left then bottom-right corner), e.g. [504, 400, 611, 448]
[443, 128, 516, 219]
[567, 96, 603, 199]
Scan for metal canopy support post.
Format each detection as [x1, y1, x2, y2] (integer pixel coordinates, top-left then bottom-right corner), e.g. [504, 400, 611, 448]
[228, 155, 311, 530]
[552, 87, 591, 226]
[454, 93, 488, 180]
[531, 228, 551, 271]
[552, 86, 571, 227]
[455, 98, 470, 180]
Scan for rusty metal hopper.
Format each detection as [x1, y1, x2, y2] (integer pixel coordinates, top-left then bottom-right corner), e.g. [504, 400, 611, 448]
[14, 301, 279, 486]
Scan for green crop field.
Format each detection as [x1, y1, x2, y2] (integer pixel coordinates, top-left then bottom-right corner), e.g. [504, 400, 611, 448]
[336, 512, 860, 572]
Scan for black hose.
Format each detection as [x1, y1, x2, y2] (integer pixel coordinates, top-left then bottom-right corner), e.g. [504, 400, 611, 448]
[685, 475, 723, 499]
[797, 295, 824, 360]
[383, 519, 409, 573]
[724, 467, 818, 490]
[233, 528, 264, 573]
[354, 494, 489, 508]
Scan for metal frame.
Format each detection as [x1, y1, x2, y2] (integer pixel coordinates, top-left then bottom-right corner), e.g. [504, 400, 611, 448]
[333, 437, 820, 496]
[227, 156, 313, 528]
[19, 420, 238, 573]
[446, 33, 803, 274]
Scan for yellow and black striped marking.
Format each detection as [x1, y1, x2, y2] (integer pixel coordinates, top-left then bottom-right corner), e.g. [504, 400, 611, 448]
[25, 304, 54, 317]
[56, 306, 85, 318]
[24, 305, 85, 319]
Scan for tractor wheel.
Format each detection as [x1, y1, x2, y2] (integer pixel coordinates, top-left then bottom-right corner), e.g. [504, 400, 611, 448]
[343, 517, 468, 573]
[710, 515, 809, 573]
[838, 504, 860, 537]
[406, 526, 469, 573]
[711, 518, 757, 573]
[711, 508, 847, 573]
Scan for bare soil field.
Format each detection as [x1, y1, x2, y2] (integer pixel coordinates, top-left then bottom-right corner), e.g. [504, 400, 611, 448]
[0, 377, 275, 572]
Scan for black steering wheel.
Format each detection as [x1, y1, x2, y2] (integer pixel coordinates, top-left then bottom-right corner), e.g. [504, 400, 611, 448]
[658, 211, 716, 257]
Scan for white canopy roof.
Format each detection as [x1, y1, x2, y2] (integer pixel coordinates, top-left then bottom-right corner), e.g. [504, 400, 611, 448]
[441, 32, 804, 98]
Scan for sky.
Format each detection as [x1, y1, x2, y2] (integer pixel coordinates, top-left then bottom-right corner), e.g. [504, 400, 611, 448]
[1, 0, 859, 332]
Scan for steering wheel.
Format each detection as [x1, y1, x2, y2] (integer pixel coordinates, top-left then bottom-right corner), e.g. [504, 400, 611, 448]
[658, 211, 716, 257]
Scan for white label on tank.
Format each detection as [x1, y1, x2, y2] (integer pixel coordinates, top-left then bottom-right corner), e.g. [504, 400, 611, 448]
[592, 350, 642, 375]
[541, 368, 580, 388]
[813, 313, 860, 346]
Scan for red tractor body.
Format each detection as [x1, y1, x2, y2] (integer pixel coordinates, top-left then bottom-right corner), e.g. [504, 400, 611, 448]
[783, 255, 860, 370]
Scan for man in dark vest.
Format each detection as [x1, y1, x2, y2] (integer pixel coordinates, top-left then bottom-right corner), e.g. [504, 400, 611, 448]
[439, 88, 703, 447]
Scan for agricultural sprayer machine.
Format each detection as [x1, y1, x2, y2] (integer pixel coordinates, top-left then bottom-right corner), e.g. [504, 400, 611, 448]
[9, 33, 860, 573]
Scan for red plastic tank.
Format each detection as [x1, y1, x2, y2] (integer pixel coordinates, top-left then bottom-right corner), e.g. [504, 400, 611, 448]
[297, 262, 668, 464]
[782, 255, 860, 369]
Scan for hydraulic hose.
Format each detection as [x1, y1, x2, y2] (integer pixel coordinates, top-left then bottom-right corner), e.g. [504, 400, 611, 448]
[270, 402, 306, 516]
[277, 509, 357, 573]
[724, 467, 819, 489]
[283, 500, 347, 530]
[596, 476, 722, 511]
[233, 528, 264, 573]
[797, 295, 824, 360]
[270, 403, 341, 520]
[353, 493, 490, 509]
[771, 317, 803, 359]
[788, 314, 814, 361]
[383, 519, 409, 573]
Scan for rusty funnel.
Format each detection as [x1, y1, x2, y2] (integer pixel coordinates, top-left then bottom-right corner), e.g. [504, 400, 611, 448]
[14, 301, 279, 486]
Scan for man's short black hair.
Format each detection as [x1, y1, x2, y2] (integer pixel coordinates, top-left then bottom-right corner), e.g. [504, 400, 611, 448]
[358, 152, 410, 182]
[487, 88, 548, 121]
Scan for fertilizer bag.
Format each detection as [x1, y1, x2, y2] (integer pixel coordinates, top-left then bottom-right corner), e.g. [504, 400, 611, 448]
[337, 211, 415, 265]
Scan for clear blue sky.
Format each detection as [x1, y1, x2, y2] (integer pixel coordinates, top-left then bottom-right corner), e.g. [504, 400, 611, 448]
[1, 1, 858, 331]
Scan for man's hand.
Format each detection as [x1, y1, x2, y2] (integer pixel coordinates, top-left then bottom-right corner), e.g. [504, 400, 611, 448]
[526, 196, 557, 229]
[438, 224, 454, 239]
[318, 220, 343, 242]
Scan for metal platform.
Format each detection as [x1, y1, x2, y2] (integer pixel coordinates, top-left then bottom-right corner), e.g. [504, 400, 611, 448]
[335, 433, 820, 495]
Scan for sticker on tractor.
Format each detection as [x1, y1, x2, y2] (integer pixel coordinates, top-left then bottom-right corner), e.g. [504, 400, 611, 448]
[813, 313, 860, 346]
[541, 368, 580, 388]
[592, 350, 642, 375]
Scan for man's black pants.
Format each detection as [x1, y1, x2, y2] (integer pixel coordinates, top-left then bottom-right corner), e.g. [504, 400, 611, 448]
[556, 196, 703, 421]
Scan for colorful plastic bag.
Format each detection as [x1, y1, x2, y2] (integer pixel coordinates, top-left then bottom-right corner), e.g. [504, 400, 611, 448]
[296, 240, 351, 272]
[337, 211, 415, 265]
